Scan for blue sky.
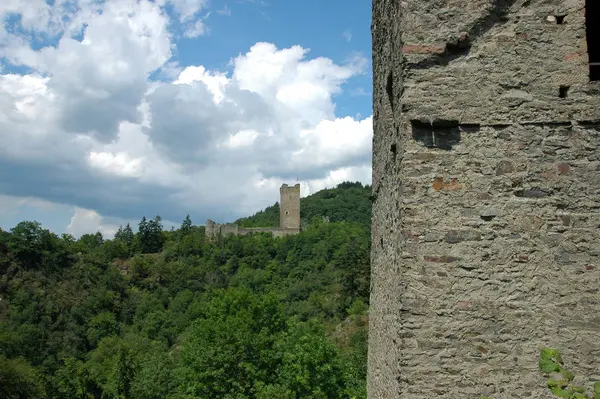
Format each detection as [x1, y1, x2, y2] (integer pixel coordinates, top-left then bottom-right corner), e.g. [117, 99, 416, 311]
[0, 0, 373, 237]
[175, 0, 372, 115]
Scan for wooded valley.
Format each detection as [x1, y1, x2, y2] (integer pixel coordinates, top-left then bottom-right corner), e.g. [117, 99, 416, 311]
[0, 182, 371, 399]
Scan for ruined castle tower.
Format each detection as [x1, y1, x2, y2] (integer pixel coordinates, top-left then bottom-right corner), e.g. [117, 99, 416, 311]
[369, 0, 600, 398]
[205, 184, 301, 239]
[280, 183, 301, 230]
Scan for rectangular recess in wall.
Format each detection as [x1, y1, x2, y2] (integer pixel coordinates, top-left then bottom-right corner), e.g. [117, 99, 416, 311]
[586, 0, 600, 81]
[411, 119, 461, 150]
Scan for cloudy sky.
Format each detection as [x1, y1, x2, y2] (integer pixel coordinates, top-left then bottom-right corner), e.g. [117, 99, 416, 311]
[0, 0, 373, 238]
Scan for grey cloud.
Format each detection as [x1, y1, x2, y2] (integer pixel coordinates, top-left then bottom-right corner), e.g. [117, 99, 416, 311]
[42, 42, 149, 141]
[146, 80, 274, 163]
[257, 154, 372, 182]
[53, 80, 146, 141]
[33, 1, 172, 141]
[145, 74, 370, 183]
[1, 5, 373, 230]
[145, 82, 218, 162]
[0, 156, 180, 223]
[0, 149, 280, 225]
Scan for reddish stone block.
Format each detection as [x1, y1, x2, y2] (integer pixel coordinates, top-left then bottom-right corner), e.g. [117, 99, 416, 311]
[406, 232, 420, 242]
[515, 254, 529, 263]
[402, 44, 445, 55]
[432, 177, 462, 192]
[564, 52, 582, 61]
[557, 163, 570, 175]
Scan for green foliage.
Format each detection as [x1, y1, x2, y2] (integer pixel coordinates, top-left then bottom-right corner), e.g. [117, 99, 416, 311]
[236, 202, 281, 228]
[341, 326, 368, 399]
[87, 312, 119, 347]
[54, 356, 97, 399]
[539, 347, 598, 399]
[136, 216, 165, 254]
[86, 336, 136, 399]
[236, 181, 371, 230]
[277, 319, 346, 398]
[4, 221, 73, 271]
[255, 383, 294, 399]
[300, 181, 371, 229]
[180, 215, 193, 236]
[175, 288, 286, 398]
[114, 223, 134, 255]
[0, 355, 45, 399]
[0, 183, 371, 398]
[483, 348, 598, 399]
[540, 347, 563, 373]
[78, 232, 104, 250]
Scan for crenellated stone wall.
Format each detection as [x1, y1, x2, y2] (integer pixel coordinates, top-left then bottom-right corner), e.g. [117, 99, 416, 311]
[369, 0, 600, 398]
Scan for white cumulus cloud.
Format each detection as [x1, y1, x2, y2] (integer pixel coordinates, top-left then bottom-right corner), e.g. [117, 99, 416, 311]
[0, 0, 373, 235]
[67, 207, 120, 238]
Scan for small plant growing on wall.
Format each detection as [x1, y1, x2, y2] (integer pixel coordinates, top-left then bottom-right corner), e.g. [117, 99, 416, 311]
[538, 347, 599, 399]
[481, 348, 599, 399]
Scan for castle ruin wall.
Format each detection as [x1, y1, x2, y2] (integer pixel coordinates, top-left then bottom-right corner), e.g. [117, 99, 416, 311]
[205, 183, 301, 239]
[369, 0, 600, 397]
[280, 183, 301, 230]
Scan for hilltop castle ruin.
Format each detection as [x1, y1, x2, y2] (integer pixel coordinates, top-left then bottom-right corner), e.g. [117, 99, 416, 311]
[369, 0, 600, 398]
[205, 183, 301, 239]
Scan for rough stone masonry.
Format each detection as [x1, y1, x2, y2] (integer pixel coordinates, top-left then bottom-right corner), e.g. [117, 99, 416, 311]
[368, 0, 600, 398]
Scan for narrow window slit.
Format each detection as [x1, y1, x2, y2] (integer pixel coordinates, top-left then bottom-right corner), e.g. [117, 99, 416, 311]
[586, 0, 600, 81]
[556, 15, 566, 24]
[559, 85, 570, 98]
[390, 143, 398, 161]
[386, 71, 394, 110]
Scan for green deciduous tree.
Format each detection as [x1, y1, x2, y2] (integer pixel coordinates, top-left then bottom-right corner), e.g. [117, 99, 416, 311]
[276, 320, 347, 399]
[0, 355, 45, 399]
[0, 182, 373, 398]
[175, 288, 286, 398]
[86, 336, 136, 399]
[87, 311, 119, 347]
[180, 215, 192, 236]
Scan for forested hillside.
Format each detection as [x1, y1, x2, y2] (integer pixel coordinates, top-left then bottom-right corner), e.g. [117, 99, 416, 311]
[236, 181, 371, 230]
[0, 182, 371, 399]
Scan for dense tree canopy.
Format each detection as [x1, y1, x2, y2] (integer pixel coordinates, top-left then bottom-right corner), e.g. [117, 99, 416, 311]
[0, 183, 372, 398]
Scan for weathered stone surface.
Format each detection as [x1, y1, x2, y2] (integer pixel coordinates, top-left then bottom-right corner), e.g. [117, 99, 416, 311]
[368, 0, 600, 398]
[280, 183, 301, 230]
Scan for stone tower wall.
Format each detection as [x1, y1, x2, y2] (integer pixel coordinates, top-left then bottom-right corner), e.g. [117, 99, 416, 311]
[205, 183, 301, 239]
[280, 183, 301, 230]
[369, 0, 600, 398]
[205, 219, 218, 238]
